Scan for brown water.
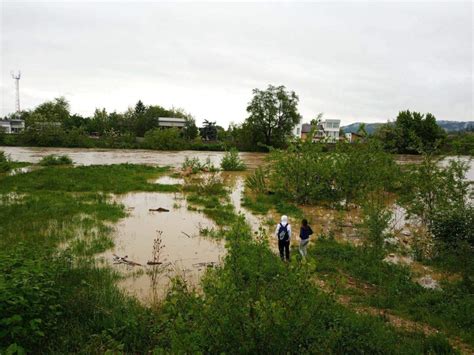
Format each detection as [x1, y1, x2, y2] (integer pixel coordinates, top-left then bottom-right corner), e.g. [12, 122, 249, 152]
[222, 172, 263, 232]
[100, 192, 226, 304]
[0, 146, 266, 169]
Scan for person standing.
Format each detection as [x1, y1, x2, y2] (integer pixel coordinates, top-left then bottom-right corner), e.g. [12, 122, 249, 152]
[275, 215, 291, 261]
[299, 219, 313, 259]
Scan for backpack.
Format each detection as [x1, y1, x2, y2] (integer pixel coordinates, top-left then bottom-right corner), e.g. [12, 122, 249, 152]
[278, 223, 289, 242]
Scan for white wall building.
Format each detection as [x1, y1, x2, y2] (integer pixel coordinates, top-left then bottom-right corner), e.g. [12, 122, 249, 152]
[157, 117, 186, 128]
[0, 119, 25, 134]
[293, 119, 341, 142]
[320, 119, 340, 142]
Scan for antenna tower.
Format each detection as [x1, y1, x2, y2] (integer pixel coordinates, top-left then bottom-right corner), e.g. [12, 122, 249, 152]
[11, 71, 21, 113]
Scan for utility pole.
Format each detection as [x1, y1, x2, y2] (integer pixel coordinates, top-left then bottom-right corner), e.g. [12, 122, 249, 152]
[11, 71, 21, 113]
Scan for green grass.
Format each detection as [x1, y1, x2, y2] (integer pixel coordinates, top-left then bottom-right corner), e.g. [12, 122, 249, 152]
[242, 191, 303, 218]
[310, 237, 474, 346]
[152, 222, 455, 354]
[0, 163, 178, 193]
[0, 163, 461, 353]
[0, 163, 179, 352]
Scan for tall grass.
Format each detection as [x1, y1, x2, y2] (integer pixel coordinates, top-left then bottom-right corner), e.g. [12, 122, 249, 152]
[0, 164, 177, 193]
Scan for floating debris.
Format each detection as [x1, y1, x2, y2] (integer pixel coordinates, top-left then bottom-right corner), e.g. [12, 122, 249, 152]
[146, 261, 163, 265]
[181, 231, 192, 238]
[113, 254, 142, 266]
[193, 261, 218, 268]
[149, 207, 170, 212]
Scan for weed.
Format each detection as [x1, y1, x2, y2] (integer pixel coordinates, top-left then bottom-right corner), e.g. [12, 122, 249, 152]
[39, 154, 73, 166]
[245, 167, 267, 193]
[220, 148, 246, 171]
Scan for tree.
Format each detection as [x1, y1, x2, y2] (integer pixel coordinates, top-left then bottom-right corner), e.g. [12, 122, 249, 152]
[200, 120, 217, 141]
[395, 110, 446, 154]
[26, 97, 70, 128]
[182, 117, 199, 140]
[245, 85, 301, 148]
[134, 100, 146, 115]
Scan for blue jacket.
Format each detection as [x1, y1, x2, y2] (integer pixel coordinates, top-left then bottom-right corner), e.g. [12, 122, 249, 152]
[300, 226, 313, 240]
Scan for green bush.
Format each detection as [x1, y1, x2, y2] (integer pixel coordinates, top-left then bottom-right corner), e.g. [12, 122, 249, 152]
[143, 128, 185, 150]
[269, 139, 398, 205]
[431, 206, 474, 290]
[39, 154, 73, 166]
[245, 167, 267, 193]
[220, 148, 246, 171]
[0, 247, 66, 352]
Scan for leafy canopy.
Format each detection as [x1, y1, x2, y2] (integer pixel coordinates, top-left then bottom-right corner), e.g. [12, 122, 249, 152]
[245, 84, 301, 148]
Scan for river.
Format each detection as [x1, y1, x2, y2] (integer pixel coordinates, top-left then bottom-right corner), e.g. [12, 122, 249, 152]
[1, 146, 472, 180]
[0, 146, 266, 169]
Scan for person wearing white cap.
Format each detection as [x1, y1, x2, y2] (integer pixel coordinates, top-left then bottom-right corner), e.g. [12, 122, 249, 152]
[275, 215, 291, 261]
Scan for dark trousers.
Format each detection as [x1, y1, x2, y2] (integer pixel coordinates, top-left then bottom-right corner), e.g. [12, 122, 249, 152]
[278, 239, 290, 261]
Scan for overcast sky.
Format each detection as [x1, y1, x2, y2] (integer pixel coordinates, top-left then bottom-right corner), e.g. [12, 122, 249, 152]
[1, 1, 472, 127]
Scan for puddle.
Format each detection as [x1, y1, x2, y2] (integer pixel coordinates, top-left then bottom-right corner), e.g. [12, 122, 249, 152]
[152, 175, 184, 185]
[222, 173, 263, 233]
[102, 192, 226, 304]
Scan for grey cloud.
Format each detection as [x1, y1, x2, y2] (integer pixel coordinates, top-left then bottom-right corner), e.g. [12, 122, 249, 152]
[1, 1, 472, 126]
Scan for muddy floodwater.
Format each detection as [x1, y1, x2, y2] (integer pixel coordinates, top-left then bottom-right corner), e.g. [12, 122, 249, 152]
[101, 192, 226, 304]
[0, 146, 266, 169]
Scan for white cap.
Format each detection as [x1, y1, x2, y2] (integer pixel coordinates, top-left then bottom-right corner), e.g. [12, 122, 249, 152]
[281, 215, 288, 224]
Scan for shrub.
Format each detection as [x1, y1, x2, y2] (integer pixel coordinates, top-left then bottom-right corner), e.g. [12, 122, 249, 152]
[431, 206, 474, 289]
[39, 154, 73, 166]
[143, 128, 185, 150]
[361, 193, 393, 254]
[220, 148, 246, 171]
[268, 140, 398, 205]
[245, 167, 267, 193]
[0, 247, 66, 352]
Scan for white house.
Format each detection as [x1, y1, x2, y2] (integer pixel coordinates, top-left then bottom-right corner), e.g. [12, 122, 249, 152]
[0, 119, 25, 134]
[320, 119, 340, 142]
[157, 117, 186, 128]
[294, 119, 341, 142]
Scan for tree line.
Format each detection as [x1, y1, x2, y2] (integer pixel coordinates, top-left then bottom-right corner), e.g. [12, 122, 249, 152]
[1, 85, 471, 154]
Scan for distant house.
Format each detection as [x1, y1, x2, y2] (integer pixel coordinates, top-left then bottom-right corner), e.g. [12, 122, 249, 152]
[294, 119, 341, 142]
[344, 132, 363, 143]
[319, 119, 340, 142]
[0, 119, 25, 134]
[300, 123, 313, 140]
[157, 117, 186, 129]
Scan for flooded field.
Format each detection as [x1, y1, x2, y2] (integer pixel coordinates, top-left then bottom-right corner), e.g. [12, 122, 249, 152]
[2, 146, 472, 180]
[2, 146, 471, 304]
[101, 192, 225, 303]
